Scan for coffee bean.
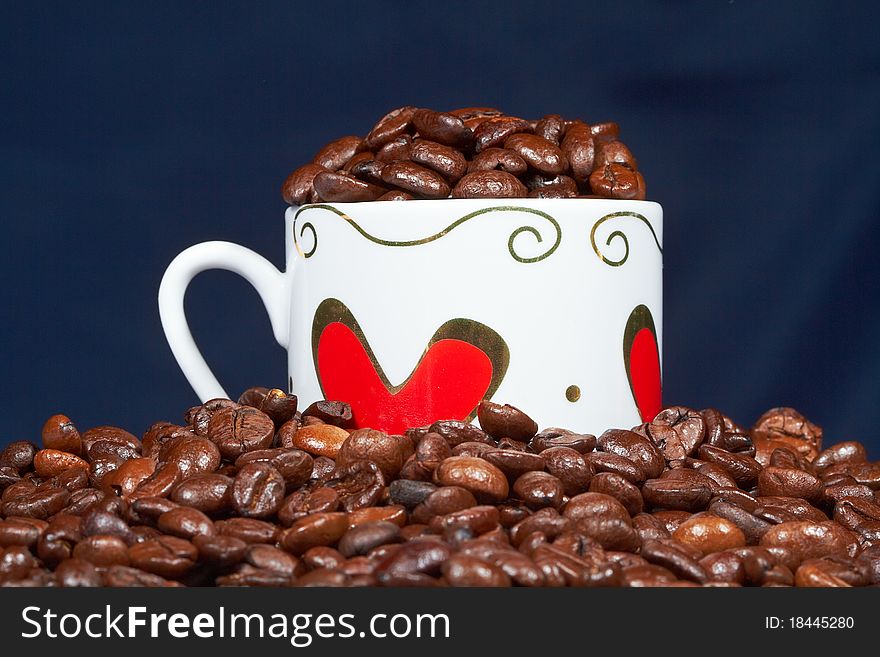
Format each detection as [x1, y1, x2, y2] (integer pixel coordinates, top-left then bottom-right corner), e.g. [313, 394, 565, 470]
[231, 463, 285, 518]
[207, 407, 274, 462]
[760, 521, 857, 562]
[477, 400, 538, 441]
[442, 554, 511, 586]
[584, 452, 645, 484]
[187, 399, 238, 437]
[753, 407, 823, 454]
[281, 163, 327, 206]
[313, 136, 363, 171]
[163, 437, 221, 477]
[291, 424, 349, 459]
[347, 505, 407, 529]
[73, 535, 130, 566]
[640, 539, 708, 583]
[483, 449, 545, 480]
[280, 512, 349, 556]
[337, 429, 411, 480]
[589, 473, 643, 515]
[814, 441, 866, 471]
[409, 139, 468, 183]
[467, 148, 528, 176]
[435, 456, 509, 503]
[33, 449, 88, 478]
[312, 171, 386, 202]
[375, 538, 451, 581]
[0, 517, 47, 548]
[599, 429, 665, 479]
[41, 414, 82, 455]
[158, 507, 215, 539]
[301, 400, 353, 428]
[81, 426, 141, 455]
[542, 447, 593, 496]
[278, 487, 339, 527]
[643, 478, 713, 512]
[563, 493, 637, 551]
[238, 388, 298, 430]
[338, 521, 401, 557]
[169, 473, 232, 515]
[55, 558, 102, 587]
[128, 535, 197, 579]
[0, 441, 38, 471]
[473, 116, 532, 152]
[561, 122, 595, 184]
[364, 106, 416, 150]
[757, 466, 823, 501]
[236, 448, 313, 491]
[452, 170, 528, 198]
[192, 534, 246, 568]
[103, 457, 156, 496]
[379, 161, 451, 199]
[388, 480, 436, 509]
[215, 518, 278, 545]
[698, 445, 762, 488]
[504, 133, 568, 175]
[375, 135, 412, 163]
[81, 510, 135, 544]
[513, 472, 565, 510]
[325, 460, 385, 511]
[534, 114, 565, 145]
[672, 515, 747, 556]
[530, 428, 596, 454]
[524, 173, 579, 198]
[412, 109, 472, 148]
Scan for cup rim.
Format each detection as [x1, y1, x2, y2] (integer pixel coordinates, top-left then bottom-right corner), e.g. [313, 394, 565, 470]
[287, 197, 661, 211]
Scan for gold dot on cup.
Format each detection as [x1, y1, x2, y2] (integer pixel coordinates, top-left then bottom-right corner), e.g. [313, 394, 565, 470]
[565, 385, 581, 402]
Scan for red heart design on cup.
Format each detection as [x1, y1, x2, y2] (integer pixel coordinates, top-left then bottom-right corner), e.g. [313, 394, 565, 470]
[312, 298, 509, 434]
[624, 304, 662, 423]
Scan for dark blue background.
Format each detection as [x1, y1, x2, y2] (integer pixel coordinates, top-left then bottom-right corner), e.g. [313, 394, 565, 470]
[2, 2, 878, 454]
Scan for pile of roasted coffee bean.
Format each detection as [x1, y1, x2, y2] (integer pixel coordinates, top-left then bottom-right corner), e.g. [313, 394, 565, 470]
[2, 390, 879, 587]
[281, 106, 646, 204]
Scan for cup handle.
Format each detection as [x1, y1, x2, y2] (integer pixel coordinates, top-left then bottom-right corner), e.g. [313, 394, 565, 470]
[158, 241, 290, 402]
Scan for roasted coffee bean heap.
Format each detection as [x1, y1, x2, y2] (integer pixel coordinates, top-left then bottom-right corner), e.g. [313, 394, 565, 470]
[281, 107, 647, 204]
[2, 391, 878, 587]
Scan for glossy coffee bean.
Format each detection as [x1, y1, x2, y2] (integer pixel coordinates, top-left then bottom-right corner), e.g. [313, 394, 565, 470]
[760, 521, 857, 562]
[513, 472, 565, 510]
[599, 429, 665, 479]
[169, 473, 232, 515]
[337, 429, 411, 480]
[280, 512, 349, 556]
[231, 463, 285, 518]
[291, 424, 349, 459]
[207, 407, 275, 460]
[452, 170, 528, 198]
[33, 449, 89, 478]
[504, 133, 568, 175]
[409, 140, 468, 183]
[157, 507, 215, 539]
[589, 473, 643, 516]
[435, 457, 509, 503]
[73, 535, 130, 567]
[41, 414, 82, 455]
[380, 161, 450, 199]
[477, 401, 538, 441]
[312, 171, 386, 202]
[412, 109, 472, 148]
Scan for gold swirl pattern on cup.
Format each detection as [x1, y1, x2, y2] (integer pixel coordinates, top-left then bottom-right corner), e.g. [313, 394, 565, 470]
[293, 203, 562, 264]
[590, 211, 662, 267]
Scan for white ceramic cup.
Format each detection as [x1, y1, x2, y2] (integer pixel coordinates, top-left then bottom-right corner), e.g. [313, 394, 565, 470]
[159, 198, 663, 435]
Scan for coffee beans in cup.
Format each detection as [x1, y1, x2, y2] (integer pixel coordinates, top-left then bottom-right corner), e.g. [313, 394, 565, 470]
[281, 106, 647, 204]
